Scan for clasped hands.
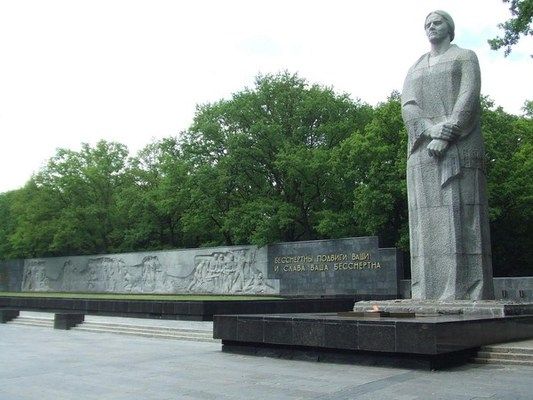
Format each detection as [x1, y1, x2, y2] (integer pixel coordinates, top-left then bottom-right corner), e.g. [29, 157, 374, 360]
[427, 123, 460, 158]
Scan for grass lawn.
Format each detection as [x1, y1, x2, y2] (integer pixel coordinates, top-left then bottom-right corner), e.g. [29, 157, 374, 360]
[0, 291, 283, 301]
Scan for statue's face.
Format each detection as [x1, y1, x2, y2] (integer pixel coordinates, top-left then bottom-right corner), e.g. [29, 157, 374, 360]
[425, 14, 449, 43]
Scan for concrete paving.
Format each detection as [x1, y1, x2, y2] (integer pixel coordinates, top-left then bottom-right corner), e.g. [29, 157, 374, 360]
[1, 321, 532, 400]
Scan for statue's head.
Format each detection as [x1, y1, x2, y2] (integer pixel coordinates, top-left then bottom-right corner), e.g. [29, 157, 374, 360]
[425, 10, 455, 43]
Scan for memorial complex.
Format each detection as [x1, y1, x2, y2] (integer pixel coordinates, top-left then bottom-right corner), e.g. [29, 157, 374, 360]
[1, 9, 532, 372]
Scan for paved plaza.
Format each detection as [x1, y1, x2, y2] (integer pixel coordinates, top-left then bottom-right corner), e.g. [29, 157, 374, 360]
[1, 319, 532, 400]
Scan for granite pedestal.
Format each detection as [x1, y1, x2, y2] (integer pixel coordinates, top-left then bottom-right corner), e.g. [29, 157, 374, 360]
[0, 309, 20, 323]
[214, 311, 533, 369]
[53, 313, 85, 330]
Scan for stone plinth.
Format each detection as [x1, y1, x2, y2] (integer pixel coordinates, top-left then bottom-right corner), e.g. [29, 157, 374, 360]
[214, 311, 533, 369]
[352, 299, 533, 318]
[0, 309, 20, 323]
[54, 313, 85, 330]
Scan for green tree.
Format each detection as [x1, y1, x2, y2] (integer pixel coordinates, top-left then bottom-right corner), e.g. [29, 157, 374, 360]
[8, 180, 67, 258]
[117, 137, 190, 251]
[482, 97, 533, 275]
[181, 72, 372, 246]
[522, 99, 533, 117]
[0, 191, 19, 259]
[322, 92, 408, 250]
[9, 141, 130, 257]
[488, 0, 533, 56]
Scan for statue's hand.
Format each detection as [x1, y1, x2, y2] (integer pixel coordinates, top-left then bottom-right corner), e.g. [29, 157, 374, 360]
[428, 123, 445, 139]
[429, 123, 460, 141]
[441, 123, 460, 141]
[427, 139, 449, 158]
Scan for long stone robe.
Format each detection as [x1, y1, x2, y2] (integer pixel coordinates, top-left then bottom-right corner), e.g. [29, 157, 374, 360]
[401, 44, 494, 300]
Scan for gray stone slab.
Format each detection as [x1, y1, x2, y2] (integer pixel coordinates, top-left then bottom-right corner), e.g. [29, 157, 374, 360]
[493, 277, 533, 302]
[1, 236, 402, 297]
[14, 245, 277, 295]
[353, 299, 533, 317]
[0, 259, 23, 292]
[268, 236, 402, 296]
[400, 277, 533, 302]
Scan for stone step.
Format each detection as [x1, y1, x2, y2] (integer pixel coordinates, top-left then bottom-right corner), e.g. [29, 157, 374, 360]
[481, 345, 533, 356]
[72, 326, 218, 342]
[13, 316, 53, 322]
[6, 315, 216, 342]
[81, 321, 211, 335]
[9, 317, 54, 328]
[476, 351, 533, 361]
[76, 325, 213, 339]
[471, 357, 533, 366]
[10, 320, 54, 328]
[471, 340, 533, 366]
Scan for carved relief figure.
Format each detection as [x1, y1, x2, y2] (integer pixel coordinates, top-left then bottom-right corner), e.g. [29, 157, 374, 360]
[123, 260, 143, 291]
[230, 250, 246, 292]
[187, 249, 274, 294]
[86, 257, 127, 292]
[22, 261, 50, 291]
[401, 10, 494, 300]
[140, 255, 164, 292]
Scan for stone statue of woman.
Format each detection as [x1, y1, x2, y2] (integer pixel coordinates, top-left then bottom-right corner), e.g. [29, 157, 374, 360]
[401, 10, 494, 300]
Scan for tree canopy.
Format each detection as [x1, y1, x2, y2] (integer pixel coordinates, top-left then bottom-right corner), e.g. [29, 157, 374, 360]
[489, 0, 533, 56]
[0, 72, 531, 277]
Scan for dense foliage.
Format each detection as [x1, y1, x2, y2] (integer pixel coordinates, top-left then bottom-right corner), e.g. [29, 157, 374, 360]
[0, 73, 531, 277]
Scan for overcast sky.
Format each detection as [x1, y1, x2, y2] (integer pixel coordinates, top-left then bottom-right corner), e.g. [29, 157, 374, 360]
[0, 0, 531, 193]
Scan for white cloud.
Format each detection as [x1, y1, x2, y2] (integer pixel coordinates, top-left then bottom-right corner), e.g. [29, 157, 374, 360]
[0, 0, 531, 192]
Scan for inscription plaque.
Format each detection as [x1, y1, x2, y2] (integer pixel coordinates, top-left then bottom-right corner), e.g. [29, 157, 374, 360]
[268, 237, 402, 296]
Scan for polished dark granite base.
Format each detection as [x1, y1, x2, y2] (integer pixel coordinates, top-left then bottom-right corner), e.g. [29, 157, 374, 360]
[213, 312, 533, 369]
[221, 341, 479, 370]
[0, 309, 20, 323]
[54, 313, 85, 330]
[0, 295, 380, 321]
